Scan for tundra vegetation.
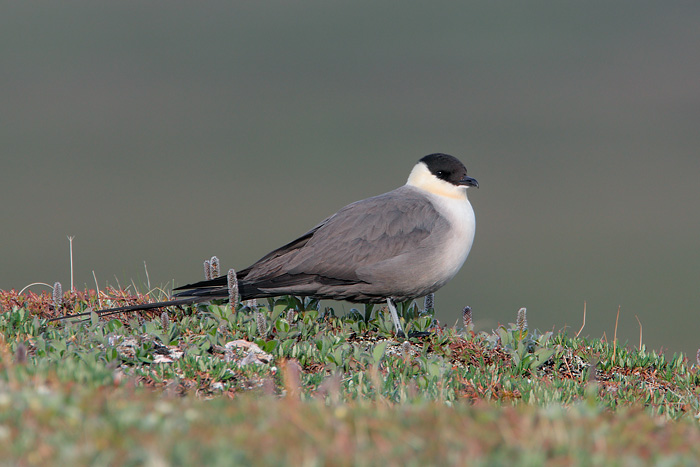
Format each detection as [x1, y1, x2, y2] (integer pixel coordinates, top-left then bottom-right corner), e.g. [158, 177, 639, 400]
[1, 285, 699, 465]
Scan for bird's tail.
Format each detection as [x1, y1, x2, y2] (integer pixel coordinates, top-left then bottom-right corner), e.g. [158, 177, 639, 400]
[48, 273, 257, 323]
[46, 296, 213, 323]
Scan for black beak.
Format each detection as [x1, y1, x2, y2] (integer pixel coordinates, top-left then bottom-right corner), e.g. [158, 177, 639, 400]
[459, 176, 479, 188]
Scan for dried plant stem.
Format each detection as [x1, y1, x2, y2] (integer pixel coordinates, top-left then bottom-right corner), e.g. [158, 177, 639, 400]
[17, 283, 53, 295]
[612, 306, 620, 361]
[67, 236, 75, 290]
[635, 314, 643, 351]
[92, 271, 102, 309]
[576, 301, 586, 338]
[143, 261, 151, 290]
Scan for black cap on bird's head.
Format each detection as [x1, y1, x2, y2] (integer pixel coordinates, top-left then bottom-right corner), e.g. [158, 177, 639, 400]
[419, 153, 479, 188]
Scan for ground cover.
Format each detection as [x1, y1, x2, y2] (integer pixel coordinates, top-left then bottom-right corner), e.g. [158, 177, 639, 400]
[1, 287, 699, 465]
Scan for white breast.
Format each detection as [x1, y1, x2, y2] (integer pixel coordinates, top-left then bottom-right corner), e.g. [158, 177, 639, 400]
[428, 192, 476, 284]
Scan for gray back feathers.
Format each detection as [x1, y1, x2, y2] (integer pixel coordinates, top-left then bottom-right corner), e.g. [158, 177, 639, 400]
[241, 185, 450, 301]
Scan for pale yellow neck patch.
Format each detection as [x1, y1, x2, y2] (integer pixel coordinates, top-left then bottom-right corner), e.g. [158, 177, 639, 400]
[405, 162, 468, 200]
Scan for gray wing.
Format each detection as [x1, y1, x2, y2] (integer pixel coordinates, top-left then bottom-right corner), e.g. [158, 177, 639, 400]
[243, 185, 449, 288]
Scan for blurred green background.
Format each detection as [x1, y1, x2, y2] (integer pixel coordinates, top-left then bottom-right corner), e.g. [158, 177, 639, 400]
[2, 2, 699, 355]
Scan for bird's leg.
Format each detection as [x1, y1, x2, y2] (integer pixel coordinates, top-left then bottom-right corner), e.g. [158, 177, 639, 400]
[386, 298, 405, 338]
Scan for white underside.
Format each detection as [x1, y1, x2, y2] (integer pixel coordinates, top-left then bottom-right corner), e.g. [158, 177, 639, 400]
[406, 162, 476, 287]
[434, 193, 475, 277]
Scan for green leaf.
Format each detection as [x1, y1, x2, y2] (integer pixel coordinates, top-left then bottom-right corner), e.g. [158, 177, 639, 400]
[275, 318, 290, 334]
[532, 348, 555, 369]
[372, 341, 389, 365]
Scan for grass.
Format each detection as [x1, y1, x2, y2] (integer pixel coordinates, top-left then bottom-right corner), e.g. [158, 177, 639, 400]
[1, 286, 700, 465]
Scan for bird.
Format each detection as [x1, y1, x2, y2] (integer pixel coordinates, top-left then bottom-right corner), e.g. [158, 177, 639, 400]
[50, 153, 478, 335]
